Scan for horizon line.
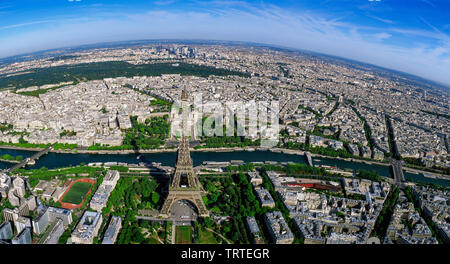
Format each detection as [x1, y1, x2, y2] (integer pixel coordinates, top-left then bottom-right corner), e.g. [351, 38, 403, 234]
[1, 38, 449, 90]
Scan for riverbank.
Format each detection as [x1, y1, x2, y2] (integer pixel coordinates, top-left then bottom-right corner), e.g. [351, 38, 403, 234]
[269, 147, 391, 167]
[1, 146, 449, 187]
[0, 144, 414, 169]
[0, 145, 178, 154]
[403, 166, 450, 181]
[0, 158, 20, 164]
[0, 144, 406, 170]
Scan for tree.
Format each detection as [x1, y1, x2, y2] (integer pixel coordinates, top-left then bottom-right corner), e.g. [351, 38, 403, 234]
[205, 181, 216, 193]
[204, 217, 215, 229]
[151, 192, 160, 206]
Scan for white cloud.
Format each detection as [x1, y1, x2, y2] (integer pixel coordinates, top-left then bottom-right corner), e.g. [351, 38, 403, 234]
[367, 14, 395, 25]
[154, 0, 176, 5]
[0, 20, 54, 30]
[373, 32, 392, 40]
[421, 0, 436, 8]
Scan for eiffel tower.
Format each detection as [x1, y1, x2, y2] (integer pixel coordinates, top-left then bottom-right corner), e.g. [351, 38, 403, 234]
[160, 88, 209, 218]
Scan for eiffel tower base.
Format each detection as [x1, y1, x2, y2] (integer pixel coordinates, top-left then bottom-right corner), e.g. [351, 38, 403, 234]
[159, 190, 209, 218]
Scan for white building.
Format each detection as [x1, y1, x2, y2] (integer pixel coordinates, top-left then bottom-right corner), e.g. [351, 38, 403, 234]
[71, 211, 103, 244]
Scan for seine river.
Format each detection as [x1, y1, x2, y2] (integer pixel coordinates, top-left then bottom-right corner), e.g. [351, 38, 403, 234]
[0, 148, 448, 187]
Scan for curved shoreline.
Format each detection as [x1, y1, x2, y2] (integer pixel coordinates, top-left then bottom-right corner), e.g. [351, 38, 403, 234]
[0, 144, 392, 167]
[1, 144, 447, 180]
[0, 145, 450, 184]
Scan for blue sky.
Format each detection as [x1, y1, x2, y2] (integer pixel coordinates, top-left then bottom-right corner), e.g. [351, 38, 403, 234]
[0, 0, 449, 85]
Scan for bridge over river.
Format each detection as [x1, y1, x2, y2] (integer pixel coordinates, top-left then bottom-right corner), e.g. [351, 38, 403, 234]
[390, 158, 406, 188]
[4, 145, 53, 173]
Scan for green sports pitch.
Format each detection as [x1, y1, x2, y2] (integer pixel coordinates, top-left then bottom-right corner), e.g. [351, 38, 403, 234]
[61, 181, 93, 205]
[175, 226, 193, 244]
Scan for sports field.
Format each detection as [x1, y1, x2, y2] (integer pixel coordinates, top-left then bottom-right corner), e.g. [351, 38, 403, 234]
[60, 181, 93, 205]
[175, 226, 192, 244]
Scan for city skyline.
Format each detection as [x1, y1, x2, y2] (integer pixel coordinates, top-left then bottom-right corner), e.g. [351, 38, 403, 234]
[0, 0, 449, 85]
